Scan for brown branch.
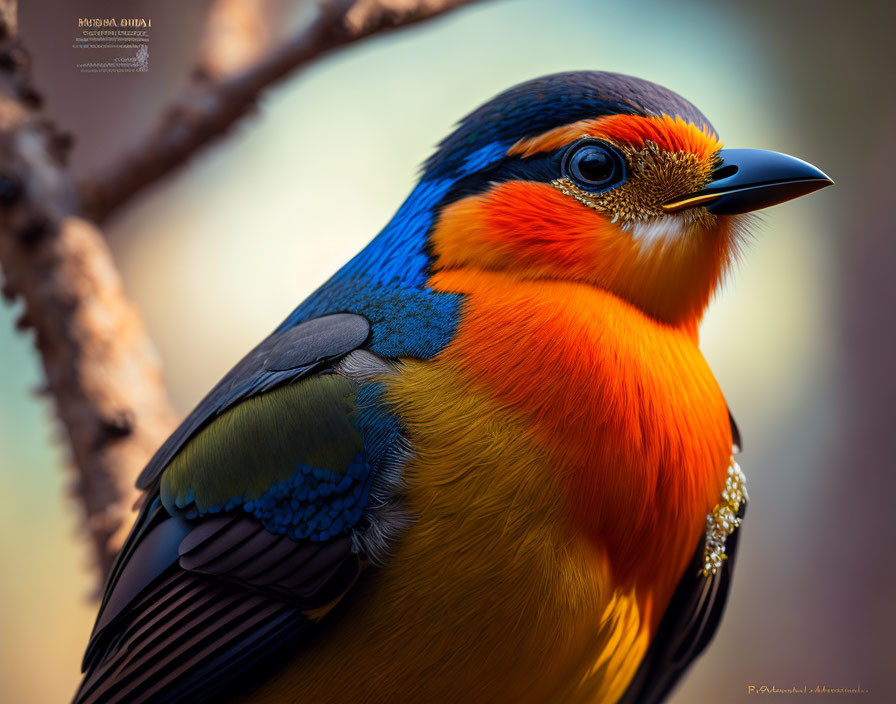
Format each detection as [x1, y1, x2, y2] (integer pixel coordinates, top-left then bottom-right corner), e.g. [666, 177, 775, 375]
[0, 13, 178, 581]
[80, 0, 481, 223]
[198, 0, 281, 80]
[0, 0, 483, 588]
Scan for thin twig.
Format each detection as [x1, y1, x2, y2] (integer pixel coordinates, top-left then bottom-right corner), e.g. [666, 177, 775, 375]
[80, 0, 479, 223]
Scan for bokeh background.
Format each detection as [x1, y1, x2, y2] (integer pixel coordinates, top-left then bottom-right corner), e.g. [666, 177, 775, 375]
[2, 0, 893, 702]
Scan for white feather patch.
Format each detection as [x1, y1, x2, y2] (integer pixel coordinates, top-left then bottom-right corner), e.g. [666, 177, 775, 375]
[336, 350, 412, 565]
[627, 215, 687, 250]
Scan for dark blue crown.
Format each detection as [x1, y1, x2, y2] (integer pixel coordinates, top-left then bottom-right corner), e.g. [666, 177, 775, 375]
[425, 71, 713, 179]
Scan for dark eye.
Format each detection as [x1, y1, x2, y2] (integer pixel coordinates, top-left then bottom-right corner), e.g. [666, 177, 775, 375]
[562, 140, 625, 192]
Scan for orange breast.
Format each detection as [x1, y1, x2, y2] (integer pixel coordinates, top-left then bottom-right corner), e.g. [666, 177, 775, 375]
[242, 270, 731, 704]
[244, 353, 655, 704]
[430, 268, 732, 616]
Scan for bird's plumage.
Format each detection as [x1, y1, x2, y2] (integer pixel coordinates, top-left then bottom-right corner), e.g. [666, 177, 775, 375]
[74, 70, 830, 704]
[77, 316, 399, 704]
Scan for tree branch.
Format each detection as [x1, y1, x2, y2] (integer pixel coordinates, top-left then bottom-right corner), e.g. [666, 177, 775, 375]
[80, 0, 480, 224]
[0, 12, 177, 581]
[198, 0, 281, 80]
[0, 0, 484, 587]
[0, 0, 484, 589]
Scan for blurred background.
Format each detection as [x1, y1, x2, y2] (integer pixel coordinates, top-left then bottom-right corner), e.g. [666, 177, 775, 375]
[1, 0, 893, 702]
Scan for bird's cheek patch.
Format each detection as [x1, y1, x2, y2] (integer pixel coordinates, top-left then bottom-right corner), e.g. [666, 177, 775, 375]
[428, 195, 506, 271]
[430, 181, 605, 272]
[479, 182, 620, 273]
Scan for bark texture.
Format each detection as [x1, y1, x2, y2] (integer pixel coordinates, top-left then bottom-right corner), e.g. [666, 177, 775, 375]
[0, 0, 484, 586]
[0, 14, 177, 579]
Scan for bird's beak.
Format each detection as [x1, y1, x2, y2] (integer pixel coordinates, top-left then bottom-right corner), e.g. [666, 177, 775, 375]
[661, 148, 833, 215]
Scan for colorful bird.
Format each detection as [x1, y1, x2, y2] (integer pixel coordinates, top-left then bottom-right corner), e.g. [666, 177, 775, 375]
[73, 71, 831, 704]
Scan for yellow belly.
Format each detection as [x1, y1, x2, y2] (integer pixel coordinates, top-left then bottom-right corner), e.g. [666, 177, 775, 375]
[240, 361, 649, 704]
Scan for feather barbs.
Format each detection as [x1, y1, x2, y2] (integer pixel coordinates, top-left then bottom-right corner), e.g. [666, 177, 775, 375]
[508, 114, 721, 161]
[425, 269, 733, 606]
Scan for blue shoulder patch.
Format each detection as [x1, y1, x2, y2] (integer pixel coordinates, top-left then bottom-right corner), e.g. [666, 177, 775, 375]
[280, 177, 463, 360]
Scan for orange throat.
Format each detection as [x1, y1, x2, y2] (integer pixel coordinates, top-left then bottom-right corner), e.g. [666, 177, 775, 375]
[428, 268, 733, 618]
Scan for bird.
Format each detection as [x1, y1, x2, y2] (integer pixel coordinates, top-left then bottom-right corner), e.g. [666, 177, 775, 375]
[73, 71, 832, 704]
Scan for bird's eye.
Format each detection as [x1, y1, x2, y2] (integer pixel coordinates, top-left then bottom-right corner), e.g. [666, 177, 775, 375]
[562, 140, 625, 192]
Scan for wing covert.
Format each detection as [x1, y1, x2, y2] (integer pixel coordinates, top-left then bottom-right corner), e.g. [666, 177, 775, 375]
[136, 313, 370, 490]
[75, 318, 408, 704]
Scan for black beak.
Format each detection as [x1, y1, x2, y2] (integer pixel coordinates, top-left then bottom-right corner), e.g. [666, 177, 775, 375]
[662, 148, 833, 215]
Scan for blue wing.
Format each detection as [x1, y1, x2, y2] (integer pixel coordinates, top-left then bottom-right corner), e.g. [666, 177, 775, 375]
[75, 314, 408, 704]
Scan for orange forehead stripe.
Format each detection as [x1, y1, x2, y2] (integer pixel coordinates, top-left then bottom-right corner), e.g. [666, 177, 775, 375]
[508, 114, 721, 160]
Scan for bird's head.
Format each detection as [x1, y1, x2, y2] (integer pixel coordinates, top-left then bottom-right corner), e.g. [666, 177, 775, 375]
[420, 72, 832, 326]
